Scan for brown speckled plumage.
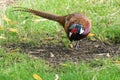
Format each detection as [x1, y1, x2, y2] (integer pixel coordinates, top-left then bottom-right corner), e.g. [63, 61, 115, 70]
[14, 7, 91, 42]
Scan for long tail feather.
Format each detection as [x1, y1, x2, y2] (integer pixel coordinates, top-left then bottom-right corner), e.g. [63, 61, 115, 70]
[13, 7, 65, 24]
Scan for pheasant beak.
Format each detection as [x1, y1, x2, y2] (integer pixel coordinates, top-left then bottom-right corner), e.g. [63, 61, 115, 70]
[69, 32, 72, 37]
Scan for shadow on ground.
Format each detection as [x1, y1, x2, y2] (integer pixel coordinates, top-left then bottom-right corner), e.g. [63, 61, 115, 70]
[5, 39, 120, 65]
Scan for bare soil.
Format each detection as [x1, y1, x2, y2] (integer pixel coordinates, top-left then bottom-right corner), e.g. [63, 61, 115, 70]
[6, 39, 120, 65]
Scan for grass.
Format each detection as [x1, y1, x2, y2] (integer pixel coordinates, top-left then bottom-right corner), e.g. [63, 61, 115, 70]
[0, 0, 120, 80]
[0, 48, 120, 80]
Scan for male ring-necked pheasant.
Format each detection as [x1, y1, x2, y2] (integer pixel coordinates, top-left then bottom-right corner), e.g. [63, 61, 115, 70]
[14, 7, 91, 49]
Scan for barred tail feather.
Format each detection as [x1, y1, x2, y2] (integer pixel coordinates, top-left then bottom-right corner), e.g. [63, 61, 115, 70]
[13, 7, 65, 24]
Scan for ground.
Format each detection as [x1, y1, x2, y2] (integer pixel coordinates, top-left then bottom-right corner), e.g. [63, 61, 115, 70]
[6, 39, 120, 66]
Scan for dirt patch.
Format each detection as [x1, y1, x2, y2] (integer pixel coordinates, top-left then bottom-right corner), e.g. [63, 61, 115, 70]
[6, 39, 120, 65]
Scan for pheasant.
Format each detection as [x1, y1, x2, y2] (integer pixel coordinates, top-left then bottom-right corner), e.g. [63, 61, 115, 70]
[13, 7, 91, 49]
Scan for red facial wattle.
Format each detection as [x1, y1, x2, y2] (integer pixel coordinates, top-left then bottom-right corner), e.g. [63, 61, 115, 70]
[71, 28, 77, 34]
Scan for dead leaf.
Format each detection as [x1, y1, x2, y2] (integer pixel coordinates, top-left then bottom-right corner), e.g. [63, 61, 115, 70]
[50, 52, 55, 58]
[33, 74, 42, 80]
[0, 35, 6, 40]
[69, 43, 73, 48]
[87, 33, 95, 37]
[99, 0, 104, 3]
[3, 15, 11, 23]
[106, 53, 110, 57]
[112, 61, 120, 64]
[0, 26, 4, 30]
[44, 37, 54, 40]
[9, 28, 18, 33]
[55, 74, 59, 80]
[60, 63, 71, 67]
